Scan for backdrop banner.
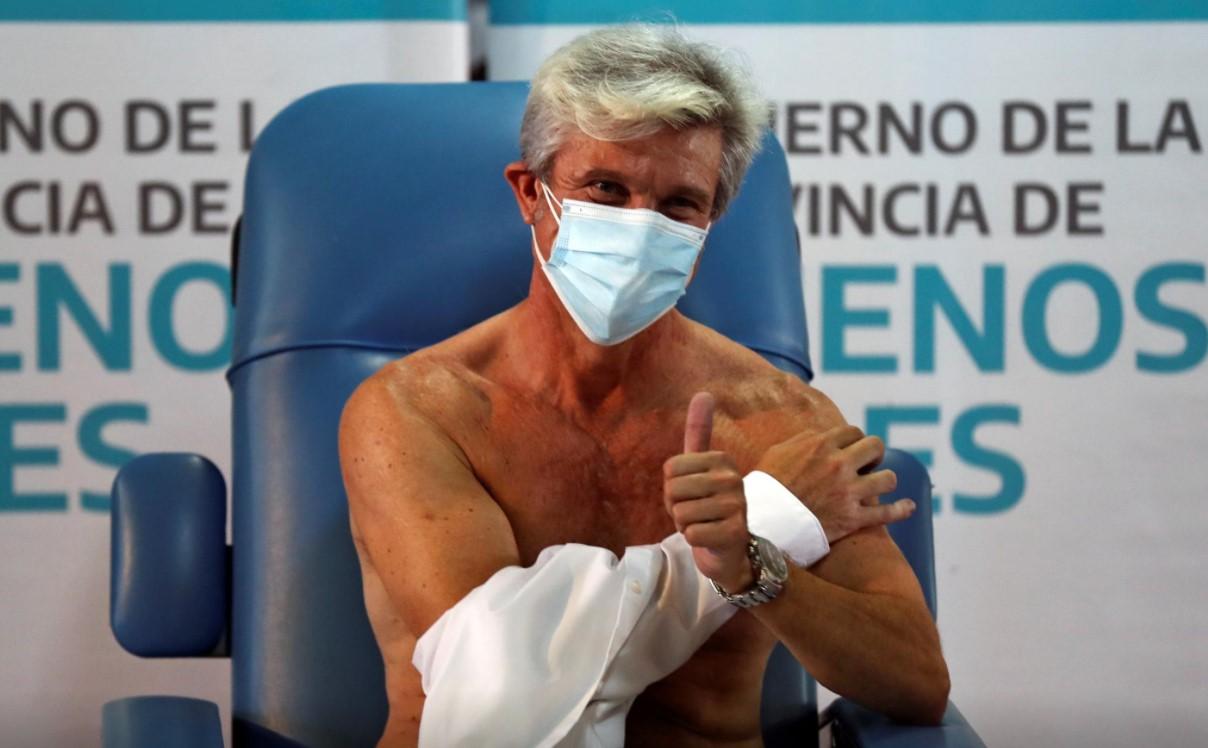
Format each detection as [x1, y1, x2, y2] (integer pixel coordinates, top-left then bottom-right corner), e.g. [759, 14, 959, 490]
[0, 2, 466, 744]
[488, 4, 1208, 746]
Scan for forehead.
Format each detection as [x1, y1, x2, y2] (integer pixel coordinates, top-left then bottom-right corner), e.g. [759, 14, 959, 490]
[551, 126, 723, 192]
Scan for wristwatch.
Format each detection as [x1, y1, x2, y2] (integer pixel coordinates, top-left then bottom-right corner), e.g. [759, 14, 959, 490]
[711, 534, 790, 608]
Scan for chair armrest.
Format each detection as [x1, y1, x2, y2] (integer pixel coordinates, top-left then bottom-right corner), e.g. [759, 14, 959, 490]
[103, 696, 224, 748]
[826, 699, 986, 748]
[110, 453, 230, 657]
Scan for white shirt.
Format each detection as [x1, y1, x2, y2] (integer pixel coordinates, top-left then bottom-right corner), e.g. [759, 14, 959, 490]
[413, 471, 828, 748]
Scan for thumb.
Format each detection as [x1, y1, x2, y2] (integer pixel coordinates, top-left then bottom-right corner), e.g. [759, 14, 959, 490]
[683, 392, 714, 453]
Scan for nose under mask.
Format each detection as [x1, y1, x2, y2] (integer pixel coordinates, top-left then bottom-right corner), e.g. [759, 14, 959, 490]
[530, 182, 710, 346]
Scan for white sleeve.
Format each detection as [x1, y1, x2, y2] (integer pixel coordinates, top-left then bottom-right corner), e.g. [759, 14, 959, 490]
[744, 470, 830, 567]
[412, 537, 733, 748]
[412, 472, 825, 748]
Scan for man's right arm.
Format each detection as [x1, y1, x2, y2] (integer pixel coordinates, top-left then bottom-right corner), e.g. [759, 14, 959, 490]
[338, 371, 521, 637]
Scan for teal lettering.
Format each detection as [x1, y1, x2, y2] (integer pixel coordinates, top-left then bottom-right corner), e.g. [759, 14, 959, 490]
[1135, 262, 1207, 373]
[0, 263, 18, 371]
[822, 265, 897, 372]
[914, 264, 1005, 372]
[1023, 263, 1122, 373]
[951, 405, 1025, 514]
[0, 403, 68, 512]
[36, 262, 132, 371]
[148, 262, 232, 371]
[79, 402, 148, 512]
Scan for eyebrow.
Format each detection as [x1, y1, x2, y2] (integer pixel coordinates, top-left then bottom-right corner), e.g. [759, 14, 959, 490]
[576, 168, 713, 207]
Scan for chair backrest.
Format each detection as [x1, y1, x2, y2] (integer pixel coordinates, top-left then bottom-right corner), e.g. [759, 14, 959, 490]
[230, 81, 818, 746]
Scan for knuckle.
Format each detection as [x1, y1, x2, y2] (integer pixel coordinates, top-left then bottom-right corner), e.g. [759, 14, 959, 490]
[663, 457, 677, 477]
[676, 505, 695, 529]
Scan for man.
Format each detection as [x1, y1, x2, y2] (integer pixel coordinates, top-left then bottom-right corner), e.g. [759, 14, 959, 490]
[339, 24, 949, 748]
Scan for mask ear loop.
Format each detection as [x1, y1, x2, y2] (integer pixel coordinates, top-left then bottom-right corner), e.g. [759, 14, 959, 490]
[531, 181, 563, 264]
[539, 181, 563, 226]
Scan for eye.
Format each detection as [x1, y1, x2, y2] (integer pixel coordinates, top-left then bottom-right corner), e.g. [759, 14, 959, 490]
[661, 196, 703, 219]
[588, 180, 627, 203]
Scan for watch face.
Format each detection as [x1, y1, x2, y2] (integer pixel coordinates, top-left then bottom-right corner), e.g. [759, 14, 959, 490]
[756, 537, 789, 579]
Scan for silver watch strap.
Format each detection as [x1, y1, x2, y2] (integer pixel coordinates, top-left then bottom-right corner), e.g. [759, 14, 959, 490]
[710, 536, 787, 609]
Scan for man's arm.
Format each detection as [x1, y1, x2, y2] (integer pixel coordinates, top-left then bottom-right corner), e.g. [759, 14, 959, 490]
[339, 370, 521, 637]
[751, 530, 950, 724]
[665, 392, 950, 725]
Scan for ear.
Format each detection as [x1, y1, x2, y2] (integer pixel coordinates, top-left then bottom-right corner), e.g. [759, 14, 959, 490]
[504, 161, 541, 225]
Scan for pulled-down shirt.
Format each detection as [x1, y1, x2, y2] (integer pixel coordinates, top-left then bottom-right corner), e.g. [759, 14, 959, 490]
[412, 471, 828, 747]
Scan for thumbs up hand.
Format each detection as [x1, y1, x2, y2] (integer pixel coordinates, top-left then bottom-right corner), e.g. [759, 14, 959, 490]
[663, 392, 755, 595]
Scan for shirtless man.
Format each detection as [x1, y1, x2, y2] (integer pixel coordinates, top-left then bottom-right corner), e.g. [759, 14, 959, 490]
[339, 25, 950, 747]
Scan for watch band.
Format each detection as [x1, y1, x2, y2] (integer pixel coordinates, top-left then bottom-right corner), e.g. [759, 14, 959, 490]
[710, 535, 789, 609]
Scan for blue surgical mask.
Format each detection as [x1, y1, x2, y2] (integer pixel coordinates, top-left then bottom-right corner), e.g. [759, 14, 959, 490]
[530, 181, 709, 346]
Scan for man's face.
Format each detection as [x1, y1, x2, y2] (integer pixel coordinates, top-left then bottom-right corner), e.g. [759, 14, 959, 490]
[530, 125, 723, 260]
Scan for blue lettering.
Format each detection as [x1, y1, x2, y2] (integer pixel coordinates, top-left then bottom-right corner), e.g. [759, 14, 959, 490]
[1135, 262, 1207, 373]
[951, 404, 1025, 514]
[914, 264, 1005, 373]
[148, 262, 232, 371]
[36, 262, 132, 371]
[1022, 263, 1122, 372]
[0, 403, 68, 512]
[822, 265, 897, 372]
[0, 263, 18, 372]
[78, 402, 148, 512]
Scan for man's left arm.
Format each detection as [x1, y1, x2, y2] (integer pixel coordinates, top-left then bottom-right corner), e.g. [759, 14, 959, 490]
[665, 392, 950, 725]
[749, 527, 950, 725]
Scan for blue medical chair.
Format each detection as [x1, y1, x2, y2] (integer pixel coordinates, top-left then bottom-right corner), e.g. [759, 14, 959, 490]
[104, 82, 984, 748]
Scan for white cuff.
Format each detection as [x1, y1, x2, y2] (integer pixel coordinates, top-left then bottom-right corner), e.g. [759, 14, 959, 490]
[743, 470, 830, 567]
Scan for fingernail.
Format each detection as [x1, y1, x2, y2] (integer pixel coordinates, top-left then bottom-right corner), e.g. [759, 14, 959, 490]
[905, 500, 916, 511]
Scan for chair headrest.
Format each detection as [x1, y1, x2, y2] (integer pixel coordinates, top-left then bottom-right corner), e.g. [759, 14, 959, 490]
[234, 82, 812, 380]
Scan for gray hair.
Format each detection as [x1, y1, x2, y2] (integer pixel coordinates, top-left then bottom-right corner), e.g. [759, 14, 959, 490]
[520, 24, 767, 217]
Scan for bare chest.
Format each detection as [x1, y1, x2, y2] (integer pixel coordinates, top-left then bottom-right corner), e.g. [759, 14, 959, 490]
[456, 393, 764, 564]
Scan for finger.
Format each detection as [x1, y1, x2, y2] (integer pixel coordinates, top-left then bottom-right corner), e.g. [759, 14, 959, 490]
[670, 495, 743, 530]
[684, 392, 715, 454]
[824, 424, 865, 449]
[855, 471, 898, 505]
[664, 451, 732, 479]
[665, 469, 743, 503]
[861, 498, 916, 528]
[682, 515, 746, 549]
[861, 468, 897, 497]
[846, 435, 886, 472]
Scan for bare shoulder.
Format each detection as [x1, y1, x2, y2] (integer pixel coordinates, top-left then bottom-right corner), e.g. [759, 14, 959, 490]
[682, 319, 846, 436]
[337, 346, 521, 635]
[337, 348, 494, 538]
[341, 337, 494, 443]
[339, 299, 515, 437]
